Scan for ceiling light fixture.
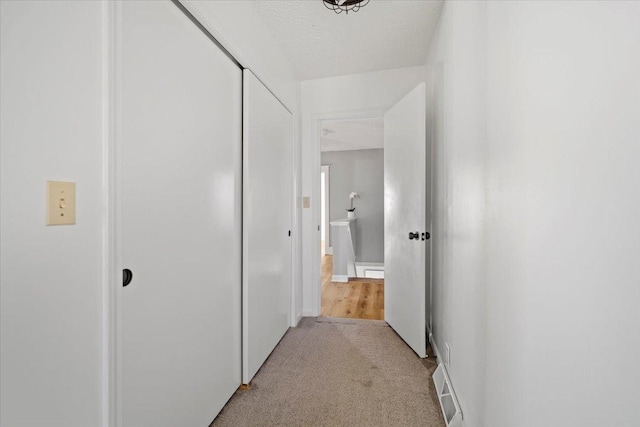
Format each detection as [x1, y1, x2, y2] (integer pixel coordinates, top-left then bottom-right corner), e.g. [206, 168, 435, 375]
[323, 0, 369, 14]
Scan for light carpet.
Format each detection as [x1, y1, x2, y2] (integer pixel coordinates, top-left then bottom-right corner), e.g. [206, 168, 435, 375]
[211, 317, 445, 427]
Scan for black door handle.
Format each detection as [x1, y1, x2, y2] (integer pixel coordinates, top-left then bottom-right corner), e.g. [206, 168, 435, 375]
[409, 232, 420, 240]
[123, 269, 133, 287]
[422, 232, 430, 240]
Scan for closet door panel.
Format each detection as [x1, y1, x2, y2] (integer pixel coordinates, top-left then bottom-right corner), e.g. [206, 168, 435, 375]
[121, 2, 242, 426]
[243, 70, 293, 384]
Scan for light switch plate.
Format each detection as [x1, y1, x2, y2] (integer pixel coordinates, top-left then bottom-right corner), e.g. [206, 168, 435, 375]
[303, 196, 311, 209]
[47, 181, 76, 225]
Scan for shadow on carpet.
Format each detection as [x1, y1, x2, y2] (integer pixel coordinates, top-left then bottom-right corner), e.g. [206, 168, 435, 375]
[211, 317, 445, 427]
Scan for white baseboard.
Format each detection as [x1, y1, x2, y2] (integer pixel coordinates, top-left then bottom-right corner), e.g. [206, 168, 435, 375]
[326, 247, 333, 255]
[302, 309, 315, 317]
[429, 332, 442, 363]
[294, 312, 302, 326]
[332, 275, 349, 282]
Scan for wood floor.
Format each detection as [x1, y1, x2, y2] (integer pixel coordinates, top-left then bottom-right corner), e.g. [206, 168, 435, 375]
[320, 255, 384, 320]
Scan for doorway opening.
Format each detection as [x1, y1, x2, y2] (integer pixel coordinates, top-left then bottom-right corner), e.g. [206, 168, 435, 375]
[318, 117, 385, 320]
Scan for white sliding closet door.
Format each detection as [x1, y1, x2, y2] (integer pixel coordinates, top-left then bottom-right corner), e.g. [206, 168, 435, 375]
[121, 2, 242, 426]
[243, 70, 293, 384]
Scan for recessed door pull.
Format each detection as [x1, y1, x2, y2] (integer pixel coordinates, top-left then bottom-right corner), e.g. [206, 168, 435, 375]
[123, 269, 133, 287]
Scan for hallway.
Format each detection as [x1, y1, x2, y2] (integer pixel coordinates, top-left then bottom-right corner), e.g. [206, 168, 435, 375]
[211, 317, 443, 427]
[2, 1, 639, 426]
[321, 255, 385, 320]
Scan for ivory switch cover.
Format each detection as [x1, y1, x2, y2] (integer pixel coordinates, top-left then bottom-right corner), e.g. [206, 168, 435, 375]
[47, 181, 76, 225]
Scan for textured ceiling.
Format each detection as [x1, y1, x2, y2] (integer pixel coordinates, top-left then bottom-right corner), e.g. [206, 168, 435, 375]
[321, 117, 384, 152]
[253, 0, 444, 80]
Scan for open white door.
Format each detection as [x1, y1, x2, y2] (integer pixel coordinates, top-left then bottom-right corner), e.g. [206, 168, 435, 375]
[243, 70, 293, 384]
[121, 2, 242, 426]
[384, 83, 430, 358]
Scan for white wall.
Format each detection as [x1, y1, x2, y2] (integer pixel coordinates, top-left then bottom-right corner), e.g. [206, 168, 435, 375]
[0, 2, 107, 425]
[187, 0, 303, 323]
[426, 1, 640, 426]
[300, 66, 427, 315]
